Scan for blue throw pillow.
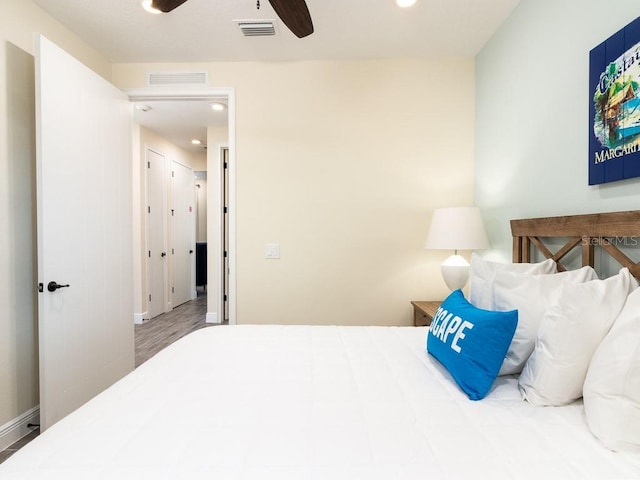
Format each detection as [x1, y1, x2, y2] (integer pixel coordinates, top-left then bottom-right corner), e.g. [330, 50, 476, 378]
[427, 289, 518, 400]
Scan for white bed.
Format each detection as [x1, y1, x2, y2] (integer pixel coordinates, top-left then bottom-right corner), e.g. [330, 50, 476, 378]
[1, 325, 639, 479]
[3, 210, 640, 479]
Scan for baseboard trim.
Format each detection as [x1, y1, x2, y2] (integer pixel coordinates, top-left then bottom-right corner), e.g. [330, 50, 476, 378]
[0, 406, 40, 452]
[134, 312, 148, 325]
[206, 312, 220, 324]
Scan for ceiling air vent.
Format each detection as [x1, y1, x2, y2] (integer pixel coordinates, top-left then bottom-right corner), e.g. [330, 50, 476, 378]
[237, 20, 276, 37]
[147, 71, 209, 86]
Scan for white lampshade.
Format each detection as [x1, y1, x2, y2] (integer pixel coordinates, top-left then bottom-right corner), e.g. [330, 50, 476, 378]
[424, 207, 490, 290]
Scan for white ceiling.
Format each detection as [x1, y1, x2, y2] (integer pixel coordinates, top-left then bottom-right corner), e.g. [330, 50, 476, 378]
[132, 99, 227, 153]
[33, 0, 519, 62]
[32, 0, 519, 153]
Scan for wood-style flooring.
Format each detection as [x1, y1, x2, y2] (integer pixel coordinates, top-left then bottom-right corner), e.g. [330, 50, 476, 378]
[0, 289, 219, 464]
[0, 430, 40, 465]
[135, 289, 221, 366]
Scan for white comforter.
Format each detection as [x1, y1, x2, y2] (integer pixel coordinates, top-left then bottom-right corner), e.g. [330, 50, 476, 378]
[2, 325, 639, 479]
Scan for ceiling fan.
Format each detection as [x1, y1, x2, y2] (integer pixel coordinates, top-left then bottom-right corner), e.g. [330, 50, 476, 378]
[150, 0, 314, 38]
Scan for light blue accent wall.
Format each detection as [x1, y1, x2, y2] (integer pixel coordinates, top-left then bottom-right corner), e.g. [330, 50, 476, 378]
[475, 0, 640, 262]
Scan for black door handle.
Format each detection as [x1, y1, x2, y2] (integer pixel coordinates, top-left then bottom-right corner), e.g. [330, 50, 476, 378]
[161, 252, 167, 257]
[47, 281, 70, 292]
[189, 250, 194, 254]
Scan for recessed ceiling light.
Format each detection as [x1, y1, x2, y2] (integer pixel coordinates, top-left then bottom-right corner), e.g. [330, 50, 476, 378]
[136, 104, 152, 112]
[192, 139, 202, 145]
[211, 102, 226, 111]
[142, 0, 162, 14]
[396, 0, 416, 7]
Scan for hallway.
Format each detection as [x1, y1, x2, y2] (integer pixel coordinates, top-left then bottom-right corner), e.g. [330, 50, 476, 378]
[135, 290, 219, 367]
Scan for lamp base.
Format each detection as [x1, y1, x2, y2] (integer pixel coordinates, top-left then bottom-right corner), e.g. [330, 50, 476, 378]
[441, 254, 470, 291]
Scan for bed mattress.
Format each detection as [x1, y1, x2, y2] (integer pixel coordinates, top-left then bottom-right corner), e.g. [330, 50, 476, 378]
[2, 325, 639, 479]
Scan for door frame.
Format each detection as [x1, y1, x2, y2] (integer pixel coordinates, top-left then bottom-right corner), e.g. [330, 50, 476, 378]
[218, 144, 229, 324]
[127, 87, 237, 325]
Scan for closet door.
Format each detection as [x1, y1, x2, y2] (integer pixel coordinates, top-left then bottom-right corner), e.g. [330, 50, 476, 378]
[171, 161, 195, 307]
[146, 147, 168, 318]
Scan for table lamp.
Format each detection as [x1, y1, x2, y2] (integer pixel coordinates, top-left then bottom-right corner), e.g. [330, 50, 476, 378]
[424, 206, 490, 290]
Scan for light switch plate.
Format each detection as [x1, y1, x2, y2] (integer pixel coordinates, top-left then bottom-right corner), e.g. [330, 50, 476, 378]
[265, 243, 280, 259]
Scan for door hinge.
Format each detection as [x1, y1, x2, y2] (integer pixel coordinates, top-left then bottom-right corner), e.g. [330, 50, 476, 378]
[147, 161, 150, 169]
[224, 161, 228, 169]
[148, 250, 151, 258]
[171, 209, 175, 216]
[172, 286, 175, 293]
[148, 206, 151, 214]
[149, 294, 151, 302]
[224, 206, 228, 214]
[224, 250, 228, 258]
[172, 248, 175, 255]
[172, 171, 175, 177]
[224, 294, 228, 301]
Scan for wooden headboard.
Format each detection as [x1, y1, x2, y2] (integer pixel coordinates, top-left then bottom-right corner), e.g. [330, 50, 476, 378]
[511, 210, 640, 280]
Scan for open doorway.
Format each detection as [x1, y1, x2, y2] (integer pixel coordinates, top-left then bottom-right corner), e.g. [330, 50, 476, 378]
[129, 89, 235, 327]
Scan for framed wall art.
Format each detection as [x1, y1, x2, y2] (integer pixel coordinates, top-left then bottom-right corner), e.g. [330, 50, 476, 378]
[589, 17, 640, 185]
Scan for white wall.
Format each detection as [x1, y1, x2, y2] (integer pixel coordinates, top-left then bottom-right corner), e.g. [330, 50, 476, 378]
[113, 59, 476, 325]
[0, 0, 111, 440]
[476, 0, 640, 261]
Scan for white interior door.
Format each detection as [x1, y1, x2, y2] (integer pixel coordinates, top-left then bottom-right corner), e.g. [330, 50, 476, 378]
[171, 161, 195, 307]
[35, 35, 134, 430]
[146, 147, 168, 318]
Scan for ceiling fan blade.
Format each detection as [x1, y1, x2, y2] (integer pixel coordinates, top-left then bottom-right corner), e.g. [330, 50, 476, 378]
[268, 0, 314, 38]
[151, 0, 189, 13]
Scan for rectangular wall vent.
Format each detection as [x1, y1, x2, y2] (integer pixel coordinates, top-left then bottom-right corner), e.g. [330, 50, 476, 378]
[237, 21, 276, 37]
[147, 71, 209, 86]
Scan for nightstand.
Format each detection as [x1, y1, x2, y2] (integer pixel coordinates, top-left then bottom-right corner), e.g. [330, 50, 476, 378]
[411, 301, 442, 327]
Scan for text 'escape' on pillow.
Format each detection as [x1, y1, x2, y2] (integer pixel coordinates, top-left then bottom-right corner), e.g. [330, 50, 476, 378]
[427, 289, 517, 401]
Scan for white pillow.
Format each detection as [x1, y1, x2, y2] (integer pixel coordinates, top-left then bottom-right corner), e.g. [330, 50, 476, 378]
[519, 268, 638, 406]
[493, 266, 598, 375]
[468, 253, 557, 310]
[584, 286, 640, 452]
